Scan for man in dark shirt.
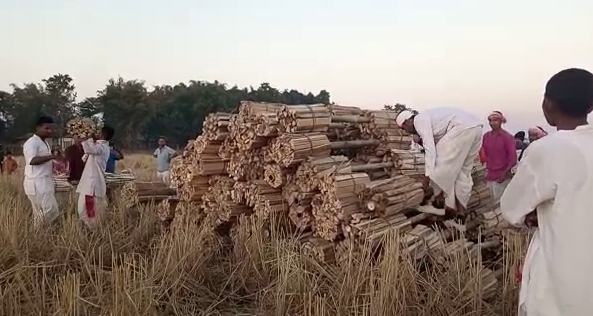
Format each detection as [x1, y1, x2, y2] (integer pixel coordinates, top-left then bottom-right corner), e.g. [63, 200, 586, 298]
[65, 139, 85, 184]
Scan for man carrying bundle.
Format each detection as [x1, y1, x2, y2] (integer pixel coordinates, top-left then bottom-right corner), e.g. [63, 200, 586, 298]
[395, 107, 482, 217]
[501, 68, 593, 316]
[76, 126, 114, 227]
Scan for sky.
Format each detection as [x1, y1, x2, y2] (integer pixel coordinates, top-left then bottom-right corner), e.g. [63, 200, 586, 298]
[1, 0, 592, 134]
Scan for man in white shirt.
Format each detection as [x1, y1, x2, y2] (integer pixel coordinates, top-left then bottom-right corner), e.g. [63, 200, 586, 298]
[76, 125, 113, 227]
[153, 137, 178, 186]
[395, 108, 483, 217]
[23, 116, 60, 228]
[501, 68, 593, 316]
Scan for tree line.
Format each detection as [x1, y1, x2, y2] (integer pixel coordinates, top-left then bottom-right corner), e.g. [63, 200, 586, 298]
[0, 74, 331, 147]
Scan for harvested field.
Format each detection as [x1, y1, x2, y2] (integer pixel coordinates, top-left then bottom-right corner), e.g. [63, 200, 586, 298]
[2, 103, 528, 315]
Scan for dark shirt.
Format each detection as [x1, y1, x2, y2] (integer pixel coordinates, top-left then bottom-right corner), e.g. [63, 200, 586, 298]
[65, 143, 85, 182]
[105, 151, 119, 173]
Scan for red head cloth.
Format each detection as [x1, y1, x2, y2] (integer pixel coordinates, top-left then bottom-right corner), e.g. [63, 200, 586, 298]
[528, 126, 548, 139]
[487, 111, 507, 124]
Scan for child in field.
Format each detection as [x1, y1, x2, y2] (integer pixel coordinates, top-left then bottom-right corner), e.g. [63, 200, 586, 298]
[3, 152, 18, 175]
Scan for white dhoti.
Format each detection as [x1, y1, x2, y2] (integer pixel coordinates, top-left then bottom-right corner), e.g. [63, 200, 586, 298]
[430, 126, 483, 209]
[24, 177, 60, 228]
[487, 179, 510, 205]
[77, 194, 107, 227]
[156, 170, 171, 186]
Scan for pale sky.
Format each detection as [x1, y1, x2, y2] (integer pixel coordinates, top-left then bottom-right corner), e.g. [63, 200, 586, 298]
[1, 0, 592, 134]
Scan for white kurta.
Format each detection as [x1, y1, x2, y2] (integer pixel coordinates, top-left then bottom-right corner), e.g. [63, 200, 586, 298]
[76, 139, 110, 226]
[22, 134, 60, 227]
[501, 125, 593, 316]
[413, 108, 483, 208]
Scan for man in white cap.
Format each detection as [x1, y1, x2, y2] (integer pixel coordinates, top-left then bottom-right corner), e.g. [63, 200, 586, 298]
[395, 107, 483, 217]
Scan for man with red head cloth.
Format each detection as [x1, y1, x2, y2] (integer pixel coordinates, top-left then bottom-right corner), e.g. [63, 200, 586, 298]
[482, 111, 517, 203]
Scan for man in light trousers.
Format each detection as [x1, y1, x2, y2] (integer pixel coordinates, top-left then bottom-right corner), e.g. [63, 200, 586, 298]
[153, 137, 177, 186]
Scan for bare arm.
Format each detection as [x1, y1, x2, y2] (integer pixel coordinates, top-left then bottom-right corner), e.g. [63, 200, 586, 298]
[24, 141, 54, 165]
[414, 115, 436, 177]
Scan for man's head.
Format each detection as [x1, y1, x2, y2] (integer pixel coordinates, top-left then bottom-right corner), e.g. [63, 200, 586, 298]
[35, 116, 55, 138]
[395, 110, 416, 134]
[6, 151, 13, 158]
[487, 111, 506, 131]
[158, 137, 167, 147]
[528, 126, 548, 142]
[100, 125, 115, 141]
[543, 68, 593, 128]
[514, 131, 525, 141]
[514, 131, 525, 146]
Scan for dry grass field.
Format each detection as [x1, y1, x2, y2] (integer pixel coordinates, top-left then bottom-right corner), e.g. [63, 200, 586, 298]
[0, 154, 527, 315]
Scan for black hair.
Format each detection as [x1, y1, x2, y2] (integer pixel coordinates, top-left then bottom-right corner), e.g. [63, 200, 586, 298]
[545, 68, 593, 118]
[101, 125, 115, 141]
[514, 131, 525, 140]
[158, 136, 168, 142]
[35, 116, 54, 127]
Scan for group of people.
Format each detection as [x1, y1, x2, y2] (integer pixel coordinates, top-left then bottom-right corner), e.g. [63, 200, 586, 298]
[21, 117, 180, 228]
[395, 68, 593, 316]
[23, 116, 117, 228]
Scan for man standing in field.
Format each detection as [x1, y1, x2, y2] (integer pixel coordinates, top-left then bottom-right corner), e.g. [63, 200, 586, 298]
[395, 107, 483, 217]
[481, 111, 517, 203]
[501, 68, 593, 316]
[153, 137, 177, 186]
[76, 126, 113, 227]
[22, 116, 60, 228]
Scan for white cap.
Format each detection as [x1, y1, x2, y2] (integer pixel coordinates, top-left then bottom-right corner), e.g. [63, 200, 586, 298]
[395, 110, 414, 127]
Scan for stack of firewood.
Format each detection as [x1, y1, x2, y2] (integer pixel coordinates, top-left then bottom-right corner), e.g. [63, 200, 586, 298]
[165, 101, 507, 297]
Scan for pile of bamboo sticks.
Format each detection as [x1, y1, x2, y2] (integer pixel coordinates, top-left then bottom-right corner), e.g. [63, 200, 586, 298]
[120, 181, 177, 209]
[165, 101, 509, 297]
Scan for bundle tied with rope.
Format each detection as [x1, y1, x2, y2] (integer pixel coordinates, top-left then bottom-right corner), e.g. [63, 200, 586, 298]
[67, 117, 99, 139]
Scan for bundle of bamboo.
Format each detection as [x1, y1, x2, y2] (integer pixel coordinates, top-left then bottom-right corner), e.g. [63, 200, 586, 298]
[54, 175, 73, 192]
[268, 134, 331, 167]
[294, 156, 350, 192]
[387, 149, 425, 177]
[105, 172, 136, 186]
[362, 176, 424, 216]
[66, 117, 97, 138]
[278, 104, 331, 133]
[202, 112, 231, 141]
[300, 233, 336, 264]
[120, 181, 177, 208]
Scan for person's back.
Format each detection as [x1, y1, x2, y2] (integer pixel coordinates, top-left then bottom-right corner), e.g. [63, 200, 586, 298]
[501, 68, 593, 316]
[65, 142, 85, 183]
[504, 128, 593, 315]
[418, 107, 482, 140]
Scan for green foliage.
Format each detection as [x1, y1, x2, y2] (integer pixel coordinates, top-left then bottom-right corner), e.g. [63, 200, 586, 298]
[0, 75, 331, 147]
[384, 103, 418, 115]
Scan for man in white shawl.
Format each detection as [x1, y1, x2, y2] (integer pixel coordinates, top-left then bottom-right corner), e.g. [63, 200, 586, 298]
[76, 125, 114, 227]
[501, 68, 593, 316]
[395, 108, 482, 217]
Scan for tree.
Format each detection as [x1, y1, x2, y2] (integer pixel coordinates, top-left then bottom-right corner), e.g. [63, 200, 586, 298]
[384, 103, 418, 114]
[98, 78, 154, 147]
[0, 74, 333, 147]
